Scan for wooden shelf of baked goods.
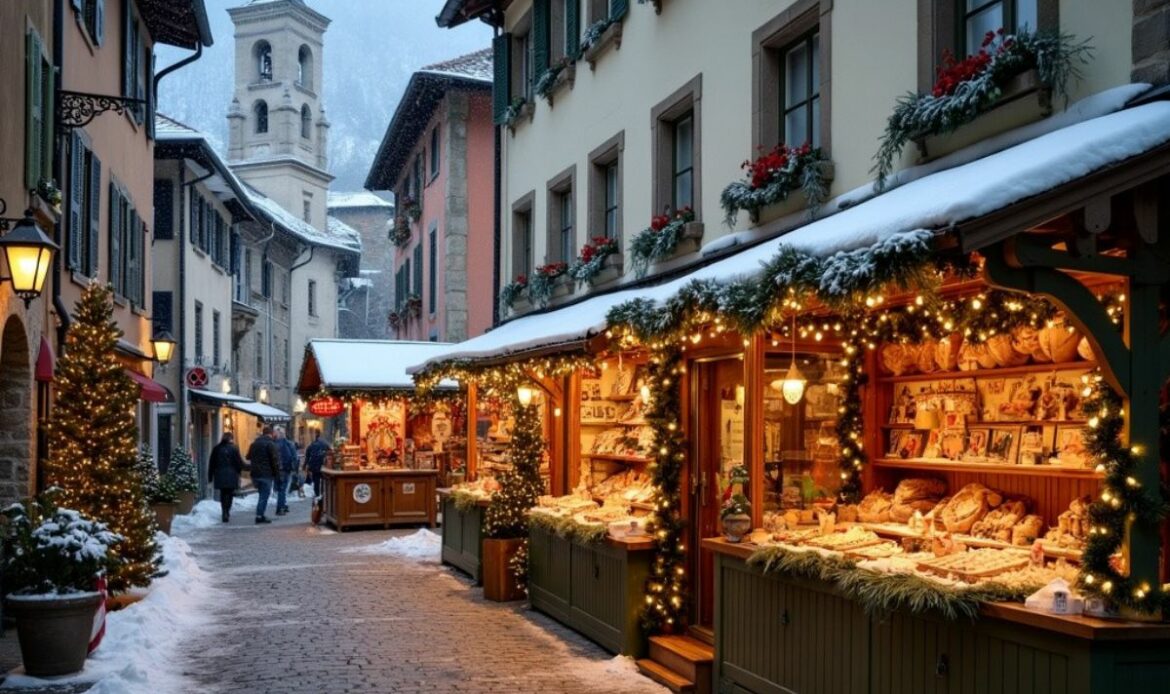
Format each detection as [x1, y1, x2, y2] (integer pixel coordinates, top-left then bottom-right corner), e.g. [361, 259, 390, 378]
[856, 522, 1084, 561]
[881, 419, 1088, 429]
[877, 360, 1095, 384]
[873, 457, 1103, 478]
[584, 453, 651, 464]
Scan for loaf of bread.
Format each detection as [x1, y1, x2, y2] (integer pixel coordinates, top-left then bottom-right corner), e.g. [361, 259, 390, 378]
[889, 478, 947, 522]
[941, 483, 1003, 534]
[1011, 514, 1045, 546]
[1037, 324, 1080, 363]
[987, 334, 1029, 367]
[857, 490, 894, 523]
[1012, 326, 1044, 362]
[971, 499, 1027, 542]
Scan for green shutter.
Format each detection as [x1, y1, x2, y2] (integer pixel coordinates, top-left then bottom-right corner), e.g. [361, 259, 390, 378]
[68, 133, 84, 270]
[41, 55, 54, 185]
[88, 153, 101, 277]
[94, 0, 105, 45]
[565, 0, 580, 58]
[122, 0, 133, 98]
[610, 0, 628, 20]
[413, 244, 423, 294]
[492, 33, 513, 124]
[109, 184, 122, 296]
[129, 210, 141, 306]
[25, 31, 43, 190]
[533, 0, 550, 75]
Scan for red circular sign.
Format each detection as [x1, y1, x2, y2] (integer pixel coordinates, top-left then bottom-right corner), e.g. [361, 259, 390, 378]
[308, 396, 345, 417]
[185, 367, 208, 388]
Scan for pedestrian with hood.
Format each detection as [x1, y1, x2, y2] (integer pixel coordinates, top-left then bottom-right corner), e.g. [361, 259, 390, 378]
[208, 432, 245, 523]
[247, 425, 280, 524]
[275, 427, 298, 516]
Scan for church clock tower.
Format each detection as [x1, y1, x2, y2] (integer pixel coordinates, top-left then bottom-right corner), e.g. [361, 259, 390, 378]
[226, 0, 332, 231]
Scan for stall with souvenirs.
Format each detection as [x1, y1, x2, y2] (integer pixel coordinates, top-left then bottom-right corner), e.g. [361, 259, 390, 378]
[296, 340, 466, 530]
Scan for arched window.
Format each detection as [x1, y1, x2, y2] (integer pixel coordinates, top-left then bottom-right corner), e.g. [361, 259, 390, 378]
[254, 101, 269, 134]
[297, 45, 313, 88]
[255, 40, 272, 81]
[300, 104, 312, 139]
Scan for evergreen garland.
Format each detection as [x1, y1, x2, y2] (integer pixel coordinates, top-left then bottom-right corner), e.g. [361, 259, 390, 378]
[629, 207, 696, 278]
[166, 447, 200, 494]
[640, 347, 689, 634]
[483, 399, 545, 540]
[451, 488, 488, 513]
[872, 30, 1092, 189]
[720, 145, 831, 226]
[498, 275, 529, 313]
[502, 97, 530, 129]
[390, 215, 412, 248]
[568, 236, 620, 286]
[527, 510, 608, 544]
[580, 18, 615, 52]
[46, 284, 160, 592]
[527, 263, 569, 308]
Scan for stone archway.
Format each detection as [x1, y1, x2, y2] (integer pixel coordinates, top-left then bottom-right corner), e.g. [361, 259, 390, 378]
[0, 316, 32, 506]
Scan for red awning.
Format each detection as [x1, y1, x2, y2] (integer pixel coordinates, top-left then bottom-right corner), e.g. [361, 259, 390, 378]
[35, 337, 54, 383]
[125, 369, 172, 403]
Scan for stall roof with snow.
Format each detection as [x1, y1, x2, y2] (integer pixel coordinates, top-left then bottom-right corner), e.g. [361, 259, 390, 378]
[411, 85, 1170, 372]
[298, 340, 460, 397]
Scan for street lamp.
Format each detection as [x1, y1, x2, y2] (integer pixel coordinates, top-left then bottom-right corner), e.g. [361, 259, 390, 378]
[150, 330, 177, 365]
[0, 211, 57, 307]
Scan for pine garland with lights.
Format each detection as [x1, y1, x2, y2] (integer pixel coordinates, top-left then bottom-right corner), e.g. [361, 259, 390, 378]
[46, 284, 160, 592]
[483, 399, 545, 540]
[639, 347, 689, 634]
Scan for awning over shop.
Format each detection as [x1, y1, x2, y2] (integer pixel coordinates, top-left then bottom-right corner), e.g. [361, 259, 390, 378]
[412, 85, 1170, 372]
[188, 389, 290, 422]
[126, 369, 173, 403]
[296, 339, 459, 396]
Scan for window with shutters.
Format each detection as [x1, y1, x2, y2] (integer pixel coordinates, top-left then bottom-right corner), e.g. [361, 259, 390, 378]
[75, 1, 106, 46]
[651, 75, 702, 220]
[918, 0, 1052, 92]
[194, 301, 204, 362]
[68, 133, 102, 277]
[212, 311, 222, 367]
[122, 2, 147, 123]
[588, 131, 623, 243]
[546, 166, 576, 266]
[752, 2, 831, 154]
[510, 12, 535, 102]
[428, 226, 438, 314]
[256, 331, 263, 375]
[25, 29, 54, 192]
[511, 192, 535, 281]
[308, 279, 317, 317]
[429, 127, 440, 181]
[282, 339, 290, 386]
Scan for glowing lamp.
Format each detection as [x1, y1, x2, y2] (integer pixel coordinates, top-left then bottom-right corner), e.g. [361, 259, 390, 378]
[150, 330, 177, 365]
[775, 362, 806, 405]
[517, 385, 535, 407]
[640, 384, 652, 403]
[0, 212, 57, 306]
[258, 386, 269, 403]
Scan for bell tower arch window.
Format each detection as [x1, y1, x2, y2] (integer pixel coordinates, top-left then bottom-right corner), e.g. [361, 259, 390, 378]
[255, 40, 273, 81]
[297, 45, 313, 88]
[301, 105, 312, 139]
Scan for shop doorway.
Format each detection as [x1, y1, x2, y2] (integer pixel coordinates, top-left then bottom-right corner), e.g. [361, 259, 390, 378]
[0, 317, 32, 506]
[689, 355, 744, 629]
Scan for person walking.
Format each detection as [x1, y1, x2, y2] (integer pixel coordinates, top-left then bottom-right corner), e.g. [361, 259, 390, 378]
[274, 427, 298, 516]
[246, 426, 279, 524]
[208, 432, 245, 523]
[304, 431, 330, 501]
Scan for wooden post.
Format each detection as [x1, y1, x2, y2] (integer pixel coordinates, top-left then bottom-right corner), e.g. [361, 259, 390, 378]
[1124, 277, 1161, 587]
[466, 383, 478, 480]
[743, 333, 766, 528]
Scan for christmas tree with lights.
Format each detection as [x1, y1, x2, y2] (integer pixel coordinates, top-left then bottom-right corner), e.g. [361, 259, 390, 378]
[46, 283, 160, 592]
[483, 399, 544, 539]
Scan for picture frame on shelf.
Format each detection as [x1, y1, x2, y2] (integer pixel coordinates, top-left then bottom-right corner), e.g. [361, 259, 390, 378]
[1019, 424, 1054, 466]
[895, 431, 925, 459]
[924, 429, 942, 458]
[939, 429, 966, 460]
[987, 425, 1020, 464]
[1054, 425, 1090, 468]
[890, 385, 916, 424]
[805, 384, 839, 419]
[887, 429, 907, 457]
[962, 427, 990, 460]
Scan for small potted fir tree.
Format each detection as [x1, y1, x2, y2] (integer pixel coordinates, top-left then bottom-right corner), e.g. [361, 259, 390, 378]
[137, 445, 179, 533]
[3, 489, 123, 677]
[166, 447, 199, 515]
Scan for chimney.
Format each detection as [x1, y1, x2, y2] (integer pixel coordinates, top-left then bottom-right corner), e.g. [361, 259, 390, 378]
[1133, 0, 1170, 85]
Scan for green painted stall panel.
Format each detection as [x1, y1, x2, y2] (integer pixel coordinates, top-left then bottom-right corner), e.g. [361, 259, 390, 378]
[440, 499, 484, 583]
[529, 526, 572, 622]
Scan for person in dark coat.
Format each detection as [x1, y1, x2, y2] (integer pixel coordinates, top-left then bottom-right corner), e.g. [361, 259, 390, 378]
[274, 427, 298, 516]
[208, 432, 245, 523]
[304, 432, 330, 500]
[246, 426, 280, 524]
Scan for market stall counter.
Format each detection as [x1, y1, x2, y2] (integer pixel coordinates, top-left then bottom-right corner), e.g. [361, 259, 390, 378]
[321, 468, 438, 531]
[703, 537, 1170, 694]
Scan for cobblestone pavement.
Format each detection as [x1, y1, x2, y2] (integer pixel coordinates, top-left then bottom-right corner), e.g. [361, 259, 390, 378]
[176, 502, 667, 694]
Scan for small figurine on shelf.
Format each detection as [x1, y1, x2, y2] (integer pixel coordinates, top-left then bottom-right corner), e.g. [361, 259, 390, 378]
[721, 493, 752, 543]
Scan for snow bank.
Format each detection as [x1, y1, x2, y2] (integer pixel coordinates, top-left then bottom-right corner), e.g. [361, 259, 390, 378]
[172, 486, 315, 533]
[342, 529, 441, 560]
[4, 534, 218, 693]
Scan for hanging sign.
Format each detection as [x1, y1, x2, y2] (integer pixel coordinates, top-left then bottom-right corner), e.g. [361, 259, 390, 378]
[352, 483, 372, 504]
[308, 396, 346, 418]
[185, 367, 208, 388]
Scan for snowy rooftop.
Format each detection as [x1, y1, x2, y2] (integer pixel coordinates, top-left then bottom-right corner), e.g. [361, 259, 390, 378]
[242, 184, 361, 254]
[327, 191, 394, 209]
[301, 340, 459, 393]
[413, 85, 1170, 371]
[326, 215, 362, 246]
[419, 47, 492, 83]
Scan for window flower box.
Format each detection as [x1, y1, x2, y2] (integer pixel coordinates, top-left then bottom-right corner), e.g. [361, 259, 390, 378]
[499, 275, 530, 315]
[629, 208, 701, 278]
[528, 262, 570, 308]
[405, 294, 422, 319]
[588, 253, 624, 288]
[582, 19, 623, 70]
[535, 60, 576, 107]
[504, 99, 535, 133]
[569, 237, 622, 288]
[721, 145, 834, 228]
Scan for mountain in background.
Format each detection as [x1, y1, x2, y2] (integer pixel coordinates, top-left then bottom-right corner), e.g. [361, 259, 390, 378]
[157, 0, 491, 192]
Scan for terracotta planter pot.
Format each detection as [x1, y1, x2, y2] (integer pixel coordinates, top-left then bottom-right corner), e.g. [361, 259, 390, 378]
[482, 537, 526, 602]
[176, 491, 196, 515]
[5, 593, 102, 677]
[152, 502, 178, 534]
[722, 513, 752, 543]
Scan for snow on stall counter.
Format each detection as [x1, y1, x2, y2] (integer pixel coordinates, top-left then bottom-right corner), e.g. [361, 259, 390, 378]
[342, 529, 441, 561]
[3, 534, 217, 694]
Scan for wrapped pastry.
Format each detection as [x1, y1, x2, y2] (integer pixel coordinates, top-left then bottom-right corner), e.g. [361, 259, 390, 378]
[987, 334, 1029, 367]
[857, 490, 894, 523]
[889, 478, 947, 523]
[836, 504, 859, 522]
[970, 500, 1027, 542]
[934, 333, 962, 372]
[941, 483, 1003, 534]
[1038, 324, 1080, 363]
[880, 343, 908, 375]
[1012, 514, 1045, 546]
[929, 496, 951, 532]
[917, 339, 939, 373]
[1077, 336, 1095, 362]
[1011, 326, 1043, 362]
[958, 342, 998, 371]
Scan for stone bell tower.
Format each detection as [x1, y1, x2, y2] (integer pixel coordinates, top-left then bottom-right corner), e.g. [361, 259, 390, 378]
[225, 0, 333, 230]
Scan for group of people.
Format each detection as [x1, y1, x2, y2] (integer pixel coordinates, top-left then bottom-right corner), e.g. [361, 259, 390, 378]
[207, 427, 332, 524]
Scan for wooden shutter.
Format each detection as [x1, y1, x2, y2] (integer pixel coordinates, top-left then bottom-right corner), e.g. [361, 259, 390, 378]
[492, 33, 513, 124]
[413, 245, 423, 294]
[87, 153, 101, 276]
[68, 133, 84, 270]
[122, 0, 133, 98]
[566, 0, 580, 58]
[25, 31, 44, 189]
[129, 210, 141, 306]
[41, 54, 54, 183]
[610, 0, 628, 20]
[95, 0, 105, 45]
[153, 180, 173, 239]
[109, 184, 123, 296]
[533, 0, 550, 75]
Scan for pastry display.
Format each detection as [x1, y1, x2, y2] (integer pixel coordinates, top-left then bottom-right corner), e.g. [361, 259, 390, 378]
[857, 491, 894, 522]
[918, 547, 1030, 580]
[1011, 514, 1046, 546]
[805, 527, 882, 551]
[970, 499, 1027, 542]
[1044, 496, 1092, 549]
[941, 483, 1003, 533]
[889, 478, 946, 522]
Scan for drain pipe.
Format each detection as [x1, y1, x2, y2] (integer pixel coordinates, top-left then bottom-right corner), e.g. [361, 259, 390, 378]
[52, 0, 70, 349]
[154, 42, 203, 95]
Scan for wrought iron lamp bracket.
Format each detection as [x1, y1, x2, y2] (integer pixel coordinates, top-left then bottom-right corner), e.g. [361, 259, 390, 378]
[58, 90, 147, 130]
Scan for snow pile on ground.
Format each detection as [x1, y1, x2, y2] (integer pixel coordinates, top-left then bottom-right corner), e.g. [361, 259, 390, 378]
[4, 534, 218, 693]
[172, 485, 315, 533]
[342, 529, 441, 560]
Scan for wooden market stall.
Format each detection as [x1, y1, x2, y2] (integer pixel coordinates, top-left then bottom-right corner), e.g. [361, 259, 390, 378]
[296, 339, 465, 531]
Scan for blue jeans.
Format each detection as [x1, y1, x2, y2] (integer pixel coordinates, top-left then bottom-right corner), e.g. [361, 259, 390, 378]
[254, 478, 274, 518]
[276, 472, 289, 512]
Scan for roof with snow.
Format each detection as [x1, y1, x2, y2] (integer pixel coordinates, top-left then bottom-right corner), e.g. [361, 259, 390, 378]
[141, 0, 213, 49]
[326, 216, 362, 247]
[411, 84, 1170, 372]
[364, 48, 492, 191]
[328, 191, 394, 209]
[298, 340, 459, 395]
